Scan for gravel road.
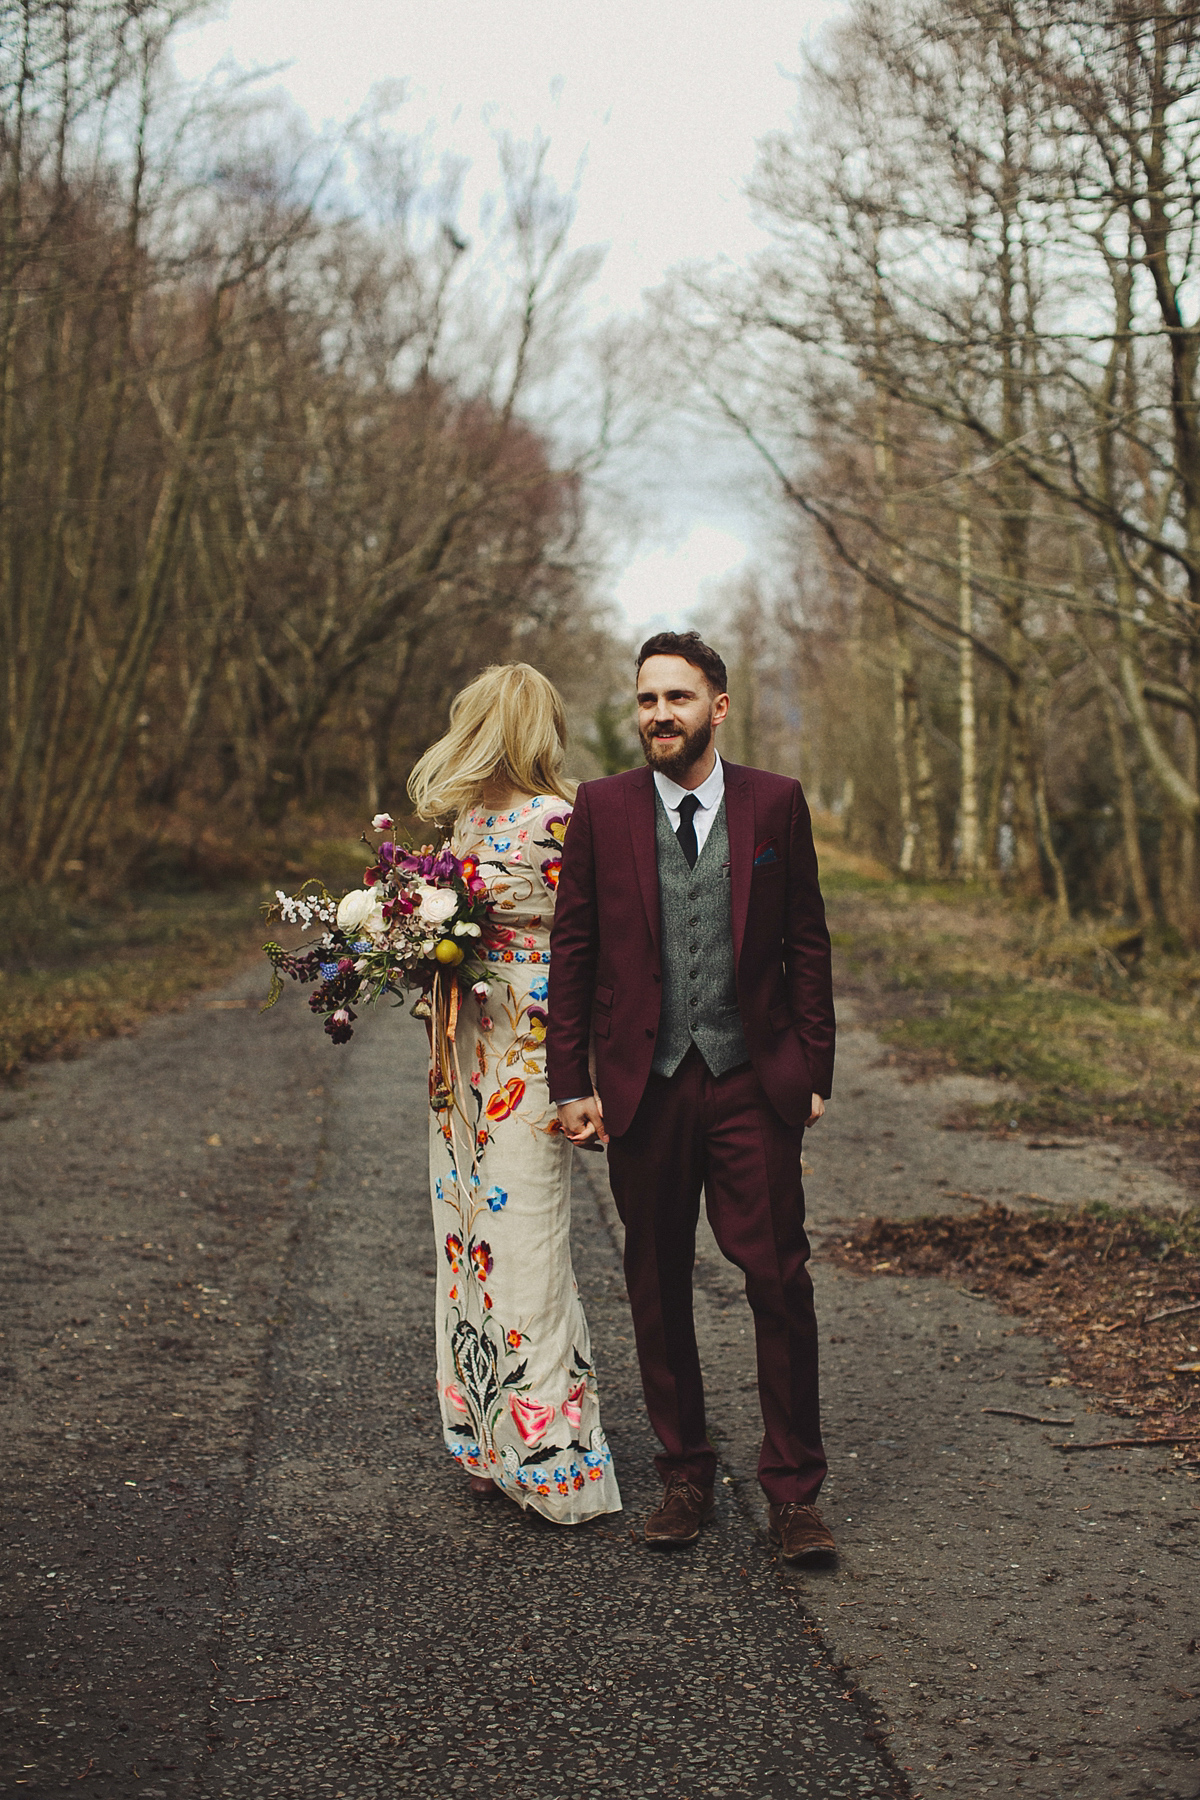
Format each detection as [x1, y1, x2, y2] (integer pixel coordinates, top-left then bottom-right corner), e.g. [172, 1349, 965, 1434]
[2, 972, 1197, 1799]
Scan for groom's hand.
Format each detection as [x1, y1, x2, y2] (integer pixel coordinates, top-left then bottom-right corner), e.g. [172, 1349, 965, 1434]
[806, 1094, 826, 1127]
[558, 1094, 608, 1146]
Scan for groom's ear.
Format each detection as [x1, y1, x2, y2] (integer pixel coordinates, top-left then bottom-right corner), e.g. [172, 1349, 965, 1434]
[711, 691, 730, 726]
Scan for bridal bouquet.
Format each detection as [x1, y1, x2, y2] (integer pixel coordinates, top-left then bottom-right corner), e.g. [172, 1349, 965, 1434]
[261, 813, 492, 1046]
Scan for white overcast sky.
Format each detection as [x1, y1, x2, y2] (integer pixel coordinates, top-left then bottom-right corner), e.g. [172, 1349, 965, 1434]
[175, 0, 846, 631]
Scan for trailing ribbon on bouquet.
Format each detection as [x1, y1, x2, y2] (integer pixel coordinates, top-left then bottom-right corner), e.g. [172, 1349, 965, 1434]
[428, 967, 480, 1190]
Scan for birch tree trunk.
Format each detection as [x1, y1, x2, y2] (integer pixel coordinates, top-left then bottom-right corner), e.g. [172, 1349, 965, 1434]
[956, 509, 980, 878]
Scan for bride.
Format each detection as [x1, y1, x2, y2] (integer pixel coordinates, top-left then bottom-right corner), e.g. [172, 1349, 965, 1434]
[407, 663, 622, 1524]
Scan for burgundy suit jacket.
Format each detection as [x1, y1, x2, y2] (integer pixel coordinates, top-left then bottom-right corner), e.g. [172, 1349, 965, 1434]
[547, 760, 835, 1139]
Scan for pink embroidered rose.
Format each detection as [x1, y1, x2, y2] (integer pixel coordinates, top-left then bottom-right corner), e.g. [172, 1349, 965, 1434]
[563, 1380, 585, 1428]
[443, 1383, 469, 1414]
[510, 1394, 556, 1445]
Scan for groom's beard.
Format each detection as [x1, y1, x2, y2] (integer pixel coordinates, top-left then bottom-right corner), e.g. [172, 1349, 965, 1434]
[640, 715, 715, 782]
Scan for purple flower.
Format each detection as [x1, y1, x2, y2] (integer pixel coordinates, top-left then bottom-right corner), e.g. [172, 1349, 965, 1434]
[324, 1006, 357, 1044]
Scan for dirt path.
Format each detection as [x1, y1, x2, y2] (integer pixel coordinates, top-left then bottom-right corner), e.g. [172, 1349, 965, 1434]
[1, 975, 893, 1800]
[2, 975, 1197, 1799]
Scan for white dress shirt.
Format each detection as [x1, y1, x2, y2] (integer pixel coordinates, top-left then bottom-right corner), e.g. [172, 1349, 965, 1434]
[654, 752, 725, 857]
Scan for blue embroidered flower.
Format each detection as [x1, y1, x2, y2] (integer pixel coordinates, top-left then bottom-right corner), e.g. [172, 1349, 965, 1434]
[553, 1465, 569, 1483]
[450, 1443, 465, 1459]
[484, 1185, 508, 1212]
[515, 952, 527, 963]
[529, 975, 549, 1001]
[492, 839, 511, 853]
[435, 1177, 444, 1201]
[470, 1170, 481, 1189]
[583, 1450, 605, 1468]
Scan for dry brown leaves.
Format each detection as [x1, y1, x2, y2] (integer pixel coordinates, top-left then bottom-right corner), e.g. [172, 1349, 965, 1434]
[828, 1204, 1200, 1451]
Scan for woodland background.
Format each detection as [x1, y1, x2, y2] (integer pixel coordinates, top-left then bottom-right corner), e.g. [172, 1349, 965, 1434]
[4, 0, 1200, 1066]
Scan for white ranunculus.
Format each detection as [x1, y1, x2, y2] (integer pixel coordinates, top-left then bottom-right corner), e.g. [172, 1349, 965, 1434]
[337, 888, 377, 932]
[415, 884, 459, 926]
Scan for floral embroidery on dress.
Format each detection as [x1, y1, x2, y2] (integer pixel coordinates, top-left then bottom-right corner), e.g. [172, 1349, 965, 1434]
[428, 794, 620, 1523]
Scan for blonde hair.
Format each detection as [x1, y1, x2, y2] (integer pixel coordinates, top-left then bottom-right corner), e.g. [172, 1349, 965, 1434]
[407, 663, 576, 821]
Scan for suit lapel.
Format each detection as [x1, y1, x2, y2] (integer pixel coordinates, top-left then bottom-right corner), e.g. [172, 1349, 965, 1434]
[724, 761, 755, 968]
[625, 767, 661, 954]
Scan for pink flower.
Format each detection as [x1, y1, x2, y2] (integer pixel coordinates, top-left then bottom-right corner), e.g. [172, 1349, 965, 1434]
[510, 1394, 556, 1445]
[563, 1380, 585, 1429]
[443, 1383, 469, 1414]
[372, 813, 394, 831]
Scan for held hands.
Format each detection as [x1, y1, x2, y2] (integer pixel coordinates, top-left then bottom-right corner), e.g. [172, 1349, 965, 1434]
[557, 1094, 608, 1146]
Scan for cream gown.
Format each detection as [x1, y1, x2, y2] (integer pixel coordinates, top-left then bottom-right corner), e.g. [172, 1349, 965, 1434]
[428, 793, 622, 1523]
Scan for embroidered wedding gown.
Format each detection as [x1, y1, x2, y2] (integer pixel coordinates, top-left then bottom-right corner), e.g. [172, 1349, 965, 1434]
[428, 794, 622, 1523]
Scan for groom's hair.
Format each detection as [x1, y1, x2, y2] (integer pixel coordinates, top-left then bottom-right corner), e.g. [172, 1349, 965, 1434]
[636, 630, 728, 697]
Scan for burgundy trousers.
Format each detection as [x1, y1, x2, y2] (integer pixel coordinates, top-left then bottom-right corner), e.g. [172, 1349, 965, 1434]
[605, 1046, 827, 1506]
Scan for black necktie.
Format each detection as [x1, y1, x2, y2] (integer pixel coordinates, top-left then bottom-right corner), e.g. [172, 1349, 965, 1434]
[676, 794, 700, 869]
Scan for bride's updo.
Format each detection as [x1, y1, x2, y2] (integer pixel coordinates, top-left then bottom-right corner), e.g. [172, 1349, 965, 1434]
[407, 662, 575, 822]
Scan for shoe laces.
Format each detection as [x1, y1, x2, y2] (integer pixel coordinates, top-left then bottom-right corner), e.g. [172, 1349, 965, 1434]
[663, 1472, 702, 1500]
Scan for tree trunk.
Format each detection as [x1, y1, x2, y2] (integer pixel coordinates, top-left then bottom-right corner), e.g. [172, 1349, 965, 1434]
[891, 603, 917, 874]
[957, 510, 980, 877]
[1100, 685, 1154, 926]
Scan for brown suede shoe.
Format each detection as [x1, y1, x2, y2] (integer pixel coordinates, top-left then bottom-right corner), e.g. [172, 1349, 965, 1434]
[767, 1502, 837, 1563]
[644, 1475, 715, 1546]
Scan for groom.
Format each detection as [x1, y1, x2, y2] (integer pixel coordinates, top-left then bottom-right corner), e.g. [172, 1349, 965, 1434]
[548, 631, 837, 1560]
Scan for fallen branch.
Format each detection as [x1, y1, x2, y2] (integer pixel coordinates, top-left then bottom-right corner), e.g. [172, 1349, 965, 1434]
[1145, 1299, 1200, 1324]
[982, 1407, 1076, 1425]
[230, 1692, 290, 1705]
[1051, 1434, 1200, 1451]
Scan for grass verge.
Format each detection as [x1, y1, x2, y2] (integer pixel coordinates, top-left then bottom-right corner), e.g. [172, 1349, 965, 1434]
[0, 837, 363, 1079]
[817, 840, 1200, 1143]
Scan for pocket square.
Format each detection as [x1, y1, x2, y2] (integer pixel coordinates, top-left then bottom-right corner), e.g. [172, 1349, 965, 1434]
[753, 838, 779, 867]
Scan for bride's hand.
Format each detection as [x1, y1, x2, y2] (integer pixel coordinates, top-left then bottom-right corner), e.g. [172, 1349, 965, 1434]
[557, 1094, 608, 1146]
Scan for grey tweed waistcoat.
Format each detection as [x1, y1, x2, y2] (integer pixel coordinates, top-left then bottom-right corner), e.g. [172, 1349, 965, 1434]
[652, 792, 750, 1079]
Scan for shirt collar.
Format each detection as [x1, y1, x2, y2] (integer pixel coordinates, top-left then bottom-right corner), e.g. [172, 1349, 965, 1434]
[653, 751, 725, 815]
